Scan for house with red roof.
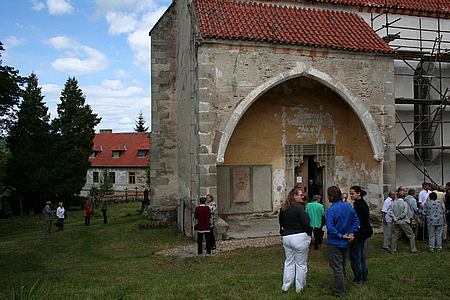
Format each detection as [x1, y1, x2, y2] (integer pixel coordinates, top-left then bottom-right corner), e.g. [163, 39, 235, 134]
[81, 130, 150, 196]
[149, 0, 449, 234]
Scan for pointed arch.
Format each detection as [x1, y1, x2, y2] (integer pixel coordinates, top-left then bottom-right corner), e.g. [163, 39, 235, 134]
[216, 62, 384, 164]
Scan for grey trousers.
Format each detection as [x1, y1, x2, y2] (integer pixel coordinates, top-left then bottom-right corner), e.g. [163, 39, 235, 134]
[428, 224, 443, 250]
[328, 245, 349, 297]
[383, 222, 392, 248]
[391, 223, 417, 252]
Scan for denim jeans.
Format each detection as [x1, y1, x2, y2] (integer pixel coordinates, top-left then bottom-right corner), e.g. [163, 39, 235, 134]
[350, 238, 368, 282]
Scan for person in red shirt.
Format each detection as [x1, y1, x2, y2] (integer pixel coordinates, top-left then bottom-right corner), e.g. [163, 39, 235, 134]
[84, 200, 93, 226]
[194, 197, 211, 255]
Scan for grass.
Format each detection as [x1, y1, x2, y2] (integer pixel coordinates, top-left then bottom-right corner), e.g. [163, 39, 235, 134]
[0, 202, 449, 299]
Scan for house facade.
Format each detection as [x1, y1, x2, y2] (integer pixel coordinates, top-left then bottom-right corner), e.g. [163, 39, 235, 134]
[81, 130, 150, 196]
[149, 0, 449, 235]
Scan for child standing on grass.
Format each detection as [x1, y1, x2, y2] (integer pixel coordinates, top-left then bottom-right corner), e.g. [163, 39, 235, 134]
[194, 197, 211, 255]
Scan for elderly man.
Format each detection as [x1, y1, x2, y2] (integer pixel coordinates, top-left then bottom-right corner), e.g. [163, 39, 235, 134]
[391, 186, 417, 254]
[404, 189, 418, 235]
[381, 191, 395, 250]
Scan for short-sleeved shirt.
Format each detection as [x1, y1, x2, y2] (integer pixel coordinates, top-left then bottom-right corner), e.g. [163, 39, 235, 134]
[418, 189, 431, 206]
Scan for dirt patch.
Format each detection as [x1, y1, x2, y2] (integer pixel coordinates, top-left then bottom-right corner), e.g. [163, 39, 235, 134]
[155, 236, 282, 258]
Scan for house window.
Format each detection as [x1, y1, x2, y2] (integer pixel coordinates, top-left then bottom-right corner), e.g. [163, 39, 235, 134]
[137, 150, 147, 157]
[112, 151, 121, 158]
[129, 172, 136, 184]
[90, 151, 97, 158]
[109, 172, 115, 183]
[93, 172, 99, 183]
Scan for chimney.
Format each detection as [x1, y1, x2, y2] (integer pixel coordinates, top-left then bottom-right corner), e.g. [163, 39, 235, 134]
[99, 129, 112, 134]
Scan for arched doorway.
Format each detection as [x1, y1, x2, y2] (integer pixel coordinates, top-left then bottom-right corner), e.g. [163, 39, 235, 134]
[217, 75, 382, 215]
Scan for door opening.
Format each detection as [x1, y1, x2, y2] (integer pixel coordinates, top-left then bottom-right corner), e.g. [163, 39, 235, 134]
[294, 155, 324, 201]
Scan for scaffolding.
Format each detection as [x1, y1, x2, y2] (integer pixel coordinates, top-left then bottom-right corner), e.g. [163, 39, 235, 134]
[371, 7, 450, 186]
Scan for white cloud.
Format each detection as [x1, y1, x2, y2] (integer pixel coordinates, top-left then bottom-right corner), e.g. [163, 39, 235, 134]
[48, 36, 109, 75]
[47, 0, 73, 15]
[40, 79, 150, 132]
[114, 69, 128, 78]
[31, 0, 45, 11]
[48, 35, 72, 49]
[105, 12, 137, 35]
[82, 80, 149, 132]
[4, 36, 26, 49]
[84, 80, 143, 98]
[127, 8, 166, 67]
[95, 0, 137, 11]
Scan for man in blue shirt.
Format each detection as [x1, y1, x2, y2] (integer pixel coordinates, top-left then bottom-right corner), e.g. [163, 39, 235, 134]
[326, 186, 360, 297]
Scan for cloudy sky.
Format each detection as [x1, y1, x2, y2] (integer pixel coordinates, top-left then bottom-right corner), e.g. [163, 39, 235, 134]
[0, 0, 171, 132]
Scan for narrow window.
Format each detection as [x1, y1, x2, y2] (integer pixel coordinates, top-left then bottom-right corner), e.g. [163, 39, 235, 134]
[129, 172, 136, 184]
[109, 172, 115, 183]
[93, 172, 99, 183]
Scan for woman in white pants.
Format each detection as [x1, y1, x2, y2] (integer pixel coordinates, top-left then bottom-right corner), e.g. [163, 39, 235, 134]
[279, 188, 312, 293]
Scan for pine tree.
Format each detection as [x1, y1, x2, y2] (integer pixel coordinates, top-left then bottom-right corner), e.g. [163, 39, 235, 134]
[134, 111, 148, 132]
[7, 73, 52, 212]
[0, 42, 25, 137]
[51, 77, 101, 204]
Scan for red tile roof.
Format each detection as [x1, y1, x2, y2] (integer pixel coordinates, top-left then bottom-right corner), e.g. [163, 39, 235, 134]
[89, 132, 150, 167]
[306, 0, 450, 16]
[194, 0, 393, 53]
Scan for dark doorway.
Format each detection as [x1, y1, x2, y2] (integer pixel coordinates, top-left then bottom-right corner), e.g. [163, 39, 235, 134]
[294, 155, 324, 200]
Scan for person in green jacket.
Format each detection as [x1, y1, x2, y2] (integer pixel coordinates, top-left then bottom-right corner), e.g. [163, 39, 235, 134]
[306, 195, 325, 250]
[101, 199, 108, 224]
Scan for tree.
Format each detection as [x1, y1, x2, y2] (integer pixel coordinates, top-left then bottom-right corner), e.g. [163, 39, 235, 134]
[0, 42, 25, 137]
[99, 170, 113, 196]
[134, 110, 148, 132]
[6, 73, 52, 212]
[51, 77, 101, 204]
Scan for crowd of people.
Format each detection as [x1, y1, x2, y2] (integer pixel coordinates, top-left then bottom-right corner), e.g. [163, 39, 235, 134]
[43, 198, 109, 233]
[275, 181, 450, 297]
[278, 185, 372, 297]
[382, 182, 449, 253]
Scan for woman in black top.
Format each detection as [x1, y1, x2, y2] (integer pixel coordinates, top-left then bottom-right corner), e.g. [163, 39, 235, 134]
[349, 185, 373, 284]
[279, 187, 311, 293]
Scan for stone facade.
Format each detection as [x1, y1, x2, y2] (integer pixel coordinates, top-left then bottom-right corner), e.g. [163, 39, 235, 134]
[81, 168, 147, 196]
[150, 1, 397, 235]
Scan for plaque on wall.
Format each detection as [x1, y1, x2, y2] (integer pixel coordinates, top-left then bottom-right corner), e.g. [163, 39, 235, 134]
[232, 166, 251, 203]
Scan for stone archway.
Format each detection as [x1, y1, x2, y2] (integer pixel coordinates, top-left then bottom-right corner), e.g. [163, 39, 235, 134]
[216, 62, 384, 165]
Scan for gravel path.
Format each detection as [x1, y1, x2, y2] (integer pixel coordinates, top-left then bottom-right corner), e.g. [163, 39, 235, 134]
[155, 236, 282, 258]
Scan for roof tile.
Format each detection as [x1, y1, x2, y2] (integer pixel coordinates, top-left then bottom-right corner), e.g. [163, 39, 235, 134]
[89, 132, 150, 167]
[194, 0, 393, 54]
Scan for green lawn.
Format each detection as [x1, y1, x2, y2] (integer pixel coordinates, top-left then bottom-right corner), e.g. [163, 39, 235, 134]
[0, 202, 449, 299]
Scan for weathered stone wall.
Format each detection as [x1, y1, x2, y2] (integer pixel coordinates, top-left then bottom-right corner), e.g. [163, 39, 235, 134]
[196, 42, 396, 214]
[150, 1, 199, 232]
[149, 5, 179, 215]
[175, 0, 199, 235]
